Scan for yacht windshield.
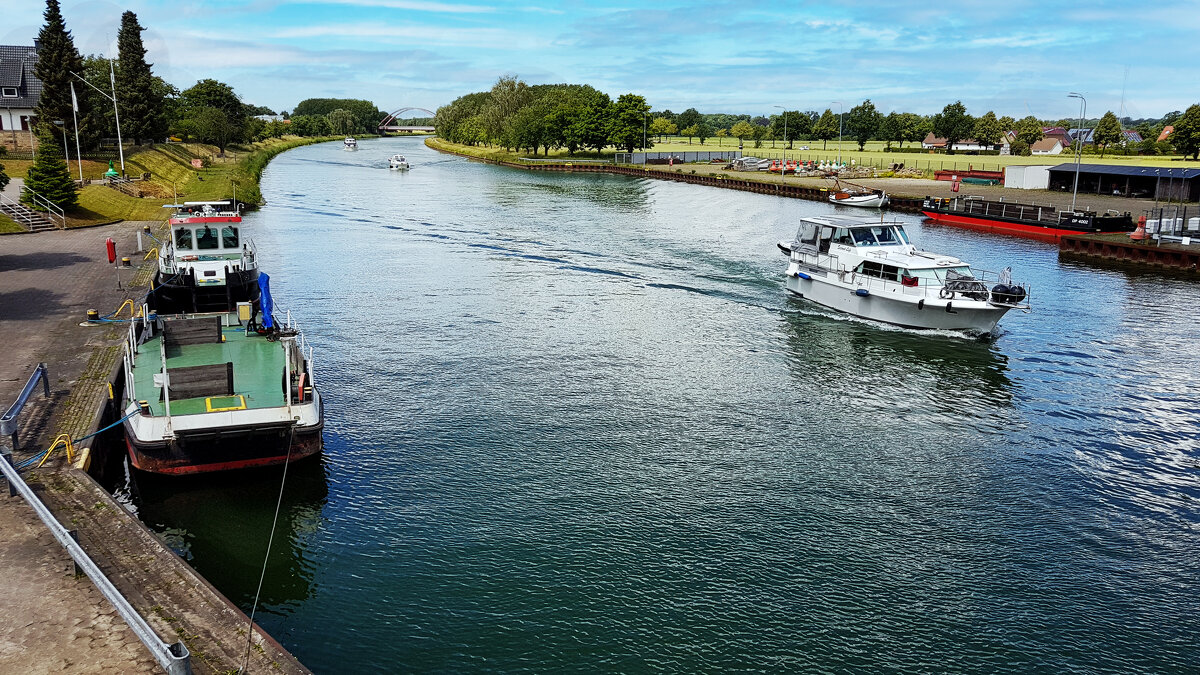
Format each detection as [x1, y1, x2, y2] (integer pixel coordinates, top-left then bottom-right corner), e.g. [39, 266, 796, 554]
[221, 227, 239, 249]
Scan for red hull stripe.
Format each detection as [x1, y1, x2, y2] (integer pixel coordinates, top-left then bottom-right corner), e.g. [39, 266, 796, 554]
[125, 439, 319, 475]
[920, 211, 1071, 243]
[169, 216, 242, 224]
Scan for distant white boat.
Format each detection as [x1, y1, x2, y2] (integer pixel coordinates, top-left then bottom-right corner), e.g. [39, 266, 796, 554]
[343, 137, 357, 150]
[828, 179, 888, 208]
[388, 154, 410, 170]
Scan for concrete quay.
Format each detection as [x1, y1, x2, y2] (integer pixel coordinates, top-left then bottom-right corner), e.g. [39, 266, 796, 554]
[2, 222, 309, 673]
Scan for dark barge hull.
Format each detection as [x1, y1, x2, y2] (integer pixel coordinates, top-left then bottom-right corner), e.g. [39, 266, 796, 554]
[124, 418, 323, 476]
[148, 269, 261, 315]
[921, 199, 1134, 243]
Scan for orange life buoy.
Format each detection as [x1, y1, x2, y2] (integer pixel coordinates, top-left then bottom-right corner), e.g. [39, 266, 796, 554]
[297, 372, 306, 402]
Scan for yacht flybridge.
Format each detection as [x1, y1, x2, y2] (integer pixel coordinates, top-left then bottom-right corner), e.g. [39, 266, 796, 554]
[778, 215, 1030, 334]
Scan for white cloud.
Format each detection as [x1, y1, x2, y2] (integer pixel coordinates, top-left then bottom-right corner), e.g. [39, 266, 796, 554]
[293, 0, 495, 13]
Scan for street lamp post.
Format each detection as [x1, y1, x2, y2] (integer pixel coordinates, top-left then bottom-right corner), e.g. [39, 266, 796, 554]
[774, 105, 788, 179]
[1068, 92, 1086, 212]
[642, 110, 647, 159]
[832, 101, 844, 166]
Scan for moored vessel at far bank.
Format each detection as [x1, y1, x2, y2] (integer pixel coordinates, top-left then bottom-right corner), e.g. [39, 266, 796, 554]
[344, 137, 358, 150]
[921, 195, 1134, 242]
[779, 214, 1029, 334]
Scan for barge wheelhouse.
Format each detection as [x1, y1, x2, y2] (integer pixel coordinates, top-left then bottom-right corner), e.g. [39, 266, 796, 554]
[150, 202, 260, 315]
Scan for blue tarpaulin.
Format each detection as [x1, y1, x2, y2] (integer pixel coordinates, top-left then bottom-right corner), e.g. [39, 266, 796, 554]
[258, 273, 274, 329]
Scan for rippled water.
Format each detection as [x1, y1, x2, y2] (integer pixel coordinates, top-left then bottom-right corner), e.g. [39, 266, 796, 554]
[132, 137, 1200, 673]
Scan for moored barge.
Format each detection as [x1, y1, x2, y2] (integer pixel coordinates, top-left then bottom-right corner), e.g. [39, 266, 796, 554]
[150, 201, 261, 314]
[921, 196, 1134, 243]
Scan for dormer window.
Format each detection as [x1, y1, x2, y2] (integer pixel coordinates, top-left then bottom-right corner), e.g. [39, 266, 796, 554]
[1, 88, 17, 98]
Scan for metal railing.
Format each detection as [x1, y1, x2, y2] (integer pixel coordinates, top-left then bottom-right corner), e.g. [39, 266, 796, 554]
[2, 363, 50, 450]
[18, 185, 66, 228]
[0, 191, 42, 230]
[0, 455, 192, 674]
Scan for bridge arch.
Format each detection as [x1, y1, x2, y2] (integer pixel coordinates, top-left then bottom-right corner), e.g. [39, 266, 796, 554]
[379, 107, 438, 128]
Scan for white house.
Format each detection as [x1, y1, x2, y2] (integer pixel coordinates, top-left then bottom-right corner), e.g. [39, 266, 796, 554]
[0, 44, 42, 151]
[1029, 137, 1065, 155]
[921, 133, 1008, 152]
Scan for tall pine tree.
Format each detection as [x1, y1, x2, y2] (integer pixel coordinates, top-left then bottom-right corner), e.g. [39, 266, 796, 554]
[116, 11, 165, 145]
[33, 0, 86, 132]
[23, 125, 78, 211]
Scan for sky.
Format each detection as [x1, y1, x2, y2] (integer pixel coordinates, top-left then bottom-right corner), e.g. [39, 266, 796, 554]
[3, 0, 1198, 121]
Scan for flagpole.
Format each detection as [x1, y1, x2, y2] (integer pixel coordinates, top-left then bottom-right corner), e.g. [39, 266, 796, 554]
[70, 81, 83, 181]
[108, 58, 125, 175]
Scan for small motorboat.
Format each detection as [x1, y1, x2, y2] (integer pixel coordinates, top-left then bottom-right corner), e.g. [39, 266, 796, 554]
[388, 154, 410, 170]
[779, 214, 1029, 334]
[343, 137, 357, 150]
[828, 179, 888, 208]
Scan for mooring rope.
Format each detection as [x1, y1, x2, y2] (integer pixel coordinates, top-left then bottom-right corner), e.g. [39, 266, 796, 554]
[239, 427, 295, 674]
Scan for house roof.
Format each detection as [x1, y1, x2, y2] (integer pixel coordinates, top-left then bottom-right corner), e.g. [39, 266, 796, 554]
[1069, 128, 1143, 144]
[1047, 163, 1200, 179]
[1030, 137, 1063, 152]
[0, 45, 41, 109]
[922, 132, 1005, 147]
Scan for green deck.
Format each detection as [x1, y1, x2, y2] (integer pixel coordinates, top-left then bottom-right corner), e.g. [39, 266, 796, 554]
[132, 326, 286, 416]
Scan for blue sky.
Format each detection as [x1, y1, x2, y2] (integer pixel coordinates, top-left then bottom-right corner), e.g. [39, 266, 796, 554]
[4, 0, 1197, 120]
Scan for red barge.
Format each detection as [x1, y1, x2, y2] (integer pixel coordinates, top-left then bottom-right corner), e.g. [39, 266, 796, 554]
[921, 196, 1134, 243]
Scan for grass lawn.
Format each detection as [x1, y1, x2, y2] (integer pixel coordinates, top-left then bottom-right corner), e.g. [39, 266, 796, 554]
[70, 185, 170, 227]
[0, 213, 26, 233]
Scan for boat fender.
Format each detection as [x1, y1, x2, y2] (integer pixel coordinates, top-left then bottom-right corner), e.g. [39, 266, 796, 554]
[939, 287, 954, 299]
[796, 272, 811, 281]
[855, 288, 870, 297]
[918, 299, 925, 310]
[297, 372, 306, 403]
[945, 302, 957, 314]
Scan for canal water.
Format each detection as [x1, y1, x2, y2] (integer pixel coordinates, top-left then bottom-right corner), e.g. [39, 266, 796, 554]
[131, 137, 1200, 673]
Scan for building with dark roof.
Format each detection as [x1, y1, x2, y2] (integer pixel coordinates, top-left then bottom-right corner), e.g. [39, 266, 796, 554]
[1047, 163, 1200, 201]
[0, 43, 43, 150]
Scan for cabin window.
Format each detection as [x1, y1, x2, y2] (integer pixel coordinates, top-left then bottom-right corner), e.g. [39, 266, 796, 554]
[196, 226, 219, 250]
[1, 87, 16, 98]
[798, 223, 819, 246]
[832, 228, 854, 246]
[174, 227, 193, 250]
[221, 226, 239, 249]
[857, 261, 900, 281]
[871, 226, 899, 245]
[895, 225, 911, 245]
[851, 228, 877, 246]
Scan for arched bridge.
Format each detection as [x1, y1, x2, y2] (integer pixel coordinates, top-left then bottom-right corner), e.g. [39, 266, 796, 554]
[379, 107, 437, 132]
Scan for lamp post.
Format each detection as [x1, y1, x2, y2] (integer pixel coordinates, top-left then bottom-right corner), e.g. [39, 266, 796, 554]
[642, 110, 647, 159]
[1068, 92, 1086, 212]
[832, 100, 844, 166]
[69, 82, 83, 181]
[774, 105, 788, 179]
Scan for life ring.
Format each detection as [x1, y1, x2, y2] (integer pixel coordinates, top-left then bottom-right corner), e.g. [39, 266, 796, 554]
[939, 287, 954, 299]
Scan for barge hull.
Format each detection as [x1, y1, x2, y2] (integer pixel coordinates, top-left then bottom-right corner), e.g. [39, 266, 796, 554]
[125, 422, 323, 475]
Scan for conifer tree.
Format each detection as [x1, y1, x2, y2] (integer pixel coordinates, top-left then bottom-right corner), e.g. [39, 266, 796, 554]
[33, 0, 86, 131]
[116, 11, 166, 144]
[22, 125, 78, 211]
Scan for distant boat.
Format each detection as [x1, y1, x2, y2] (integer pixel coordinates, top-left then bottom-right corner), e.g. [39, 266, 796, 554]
[921, 196, 1134, 243]
[388, 154, 410, 170]
[828, 179, 888, 208]
[343, 137, 357, 150]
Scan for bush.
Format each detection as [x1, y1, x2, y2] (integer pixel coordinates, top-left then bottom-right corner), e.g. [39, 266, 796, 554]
[1010, 140, 1031, 156]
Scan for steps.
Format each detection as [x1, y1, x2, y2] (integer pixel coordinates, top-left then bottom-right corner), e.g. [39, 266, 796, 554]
[0, 194, 58, 232]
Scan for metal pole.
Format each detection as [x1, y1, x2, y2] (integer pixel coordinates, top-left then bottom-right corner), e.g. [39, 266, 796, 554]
[108, 58, 125, 174]
[833, 101, 844, 166]
[1069, 92, 1085, 212]
[70, 82, 83, 181]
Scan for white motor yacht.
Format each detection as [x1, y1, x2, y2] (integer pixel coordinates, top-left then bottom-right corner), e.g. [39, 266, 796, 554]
[388, 154, 410, 170]
[778, 215, 1029, 334]
[343, 137, 358, 150]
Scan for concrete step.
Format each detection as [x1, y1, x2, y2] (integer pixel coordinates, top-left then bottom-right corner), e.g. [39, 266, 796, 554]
[0, 201, 57, 232]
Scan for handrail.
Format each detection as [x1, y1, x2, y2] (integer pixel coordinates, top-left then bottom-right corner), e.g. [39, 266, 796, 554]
[0, 191, 39, 230]
[18, 185, 66, 229]
[0, 454, 192, 674]
[1, 363, 50, 450]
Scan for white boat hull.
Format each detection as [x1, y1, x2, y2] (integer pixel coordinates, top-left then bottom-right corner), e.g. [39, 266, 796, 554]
[785, 268, 1010, 333]
[830, 193, 888, 208]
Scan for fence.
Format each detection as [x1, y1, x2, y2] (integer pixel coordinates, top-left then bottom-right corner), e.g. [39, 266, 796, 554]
[616, 151, 742, 165]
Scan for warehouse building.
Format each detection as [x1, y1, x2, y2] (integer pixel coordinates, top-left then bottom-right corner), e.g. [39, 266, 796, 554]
[1046, 164, 1200, 201]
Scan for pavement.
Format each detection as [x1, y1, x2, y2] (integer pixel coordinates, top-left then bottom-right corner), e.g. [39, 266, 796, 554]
[2, 221, 309, 674]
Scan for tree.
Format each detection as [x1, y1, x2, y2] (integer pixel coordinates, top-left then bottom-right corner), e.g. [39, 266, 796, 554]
[33, 0, 86, 136]
[608, 93, 649, 153]
[1171, 104, 1200, 159]
[676, 108, 701, 132]
[1009, 140, 1031, 156]
[289, 114, 329, 137]
[649, 116, 674, 141]
[0, 160, 9, 192]
[813, 109, 838, 150]
[115, 11, 166, 144]
[903, 114, 930, 148]
[293, 98, 379, 132]
[715, 128, 727, 146]
[751, 123, 767, 148]
[933, 101, 974, 154]
[998, 115, 1016, 132]
[180, 79, 245, 128]
[730, 120, 755, 146]
[325, 109, 358, 135]
[1092, 111, 1123, 157]
[846, 99, 881, 151]
[1015, 115, 1045, 146]
[770, 110, 810, 149]
[184, 107, 238, 153]
[696, 122, 711, 145]
[680, 124, 698, 144]
[879, 112, 903, 151]
[23, 125, 77, 211]
[973, 111, 1004, 148]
